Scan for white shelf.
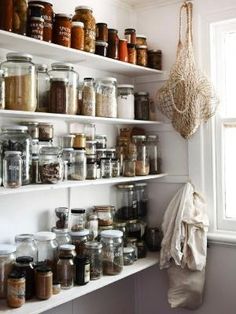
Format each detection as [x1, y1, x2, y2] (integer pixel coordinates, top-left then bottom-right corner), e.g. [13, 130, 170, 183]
[0, 30, 163, 77]
[0, 174, 167, 196]
[0, 253, 159, 314]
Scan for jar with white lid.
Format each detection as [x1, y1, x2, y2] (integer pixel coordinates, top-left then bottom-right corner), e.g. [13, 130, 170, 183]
[70, 229, 90, 255]
[1, 53, 36, 111]
[0, 244, 16, 299]
[36, 64, 50, 113]
[15, 234, 38, 262]
[117, 85, 134, 119]
[96, 77, 117, 118]
[100, 230, 123, 275]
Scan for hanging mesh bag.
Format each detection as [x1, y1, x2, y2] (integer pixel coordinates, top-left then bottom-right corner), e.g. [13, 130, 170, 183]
[156, 1, 219, 139]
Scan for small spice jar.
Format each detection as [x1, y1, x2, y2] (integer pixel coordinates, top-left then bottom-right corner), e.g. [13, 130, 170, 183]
[107, 29, 119, 59]
[126, 220, 142, 240]
[135, 92, 150, 121]
[71, 21, 84, 50]
[15, 234, 38, 262]
[94, 205, 113, 227]
[123, 247, 135, 265]
[70, 208, 86, 232]
[136, 45, 148, 67]
[7, 271, 25, 308]
[27, 17, 44, 40]
[148, 50, 162, 70]
[52, 282, 61, 295]
[125, 28, 136, 44]
[136, 35, 147, 46]
[96, 135, 107, 149]
[55, 207, 69, 229]
[38, 123, 54, 141]
[74, 255, 90, 285]
[35, 266, 53, 300]
[14, 256, 34, 300]
[84, 241, 102, 280]
[0, 0, 13, 31]
[0, 70, 5, 110]
[127, 44, 137, 65]
[81, 77, 96, 116]
[57, 255, 74, 289]
[70, 229, 90, 255]
[95, 41, 108, 57]
[101, 158, 112, 178]
[96, 23, 108, 42]
[112, 159, 120, 178]
[86, 154, 97, 180]
[3, 151, 22, 189]
[60, 135, 75, 149]
[119, 39, 128, 62]
[53, 14, 72, 47]
[0, 244, 16, 299]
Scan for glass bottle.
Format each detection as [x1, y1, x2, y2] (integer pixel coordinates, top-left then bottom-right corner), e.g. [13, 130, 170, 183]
[0, 244, 16, 299]
[147, 135, 162, 174]
[36, 64, 50, 112]
[57, 255, 74, 289]
[107, 29, 119, 59]
[3, 151, 22, 189]
[84, 241, 102, 280]
[132, 135, 150, 176]
[15, 234, 38, 262]
[81, 78, 96, 116]
[74, 255, 90, 285]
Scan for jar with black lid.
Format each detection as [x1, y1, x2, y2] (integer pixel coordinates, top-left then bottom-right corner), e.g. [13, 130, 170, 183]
[35, 266, 53, 300]
[95, 41, 108, 57]
[107, 29, 119, 59]
[74, 255, 90, 285]
[148, 50, 162, 70]
[71, 208, 86, 232]
[96, 23, 108, 42]
[14, 256, 34, 299]
[135, 92, 150, 121]
[87, 154, 97, 180]
[125, 28, 136, 45]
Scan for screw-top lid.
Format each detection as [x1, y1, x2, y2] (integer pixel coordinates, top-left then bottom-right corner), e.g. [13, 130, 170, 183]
[136, 45, 148, 49]
[51, 227, 69, 234]
[117, 84, 134, 89]
[96, 77, 117, 83]
[108, 28, 118, 33]
[69, 229, 90, 237]
[135, 91, 149, 96]
[85, 241, 102, 249]
[34, 231, 56, 241]
[36, 64, 48, 72]
[8, 271, 25, 279]
[71, 208, 85, 214]
[51, 62, 74, 71]
[123, 247, 134, 254]
[136, 34, 146, 39]
[125, 28, 136, 33]
[36, 266, 52, 273]
[75, 5, 93, 12]
[96, 22, 108, 27]
[114, 222, 126, 227]
[4, 151, 22, 156]
[0, 244, 16, 255]
[15, 234, 34, 242]
[59, 244, 75, 251]
[100, 230, 123, 238]
[84, 77, 94, 81]
[55, 13, 72, 19]
[6, 53, 33, 62]
[132, 135, 146, 140]
[72, 21, 84, 28]
[16, 256, 34, 264]
[2, 125, 28, 132]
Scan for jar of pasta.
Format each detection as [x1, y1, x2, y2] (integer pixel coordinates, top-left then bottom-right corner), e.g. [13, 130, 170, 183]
[95, 77, 117, 118]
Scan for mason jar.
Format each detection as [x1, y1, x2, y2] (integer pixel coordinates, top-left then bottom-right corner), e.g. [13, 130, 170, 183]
[132, 135, 149, 176]
[134, 182, 148, 218]
[36, 64, 50, 112]
[95, 78, 117, 118]
[15, 234, 38, 262]
[0, 244, 16, 299]
[117, 85, 134, 119]
[147, 135, 162, 174]
[116, 184, 137, 221]
[3, 151, 22, 189]
[84, 241, 102, 280]
[1, 53, 36, 111]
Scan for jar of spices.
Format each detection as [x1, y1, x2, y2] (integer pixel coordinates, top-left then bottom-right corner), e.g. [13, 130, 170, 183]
[38, 123, 54, 141]
[95, 41, 108, 57]
[96, 135, 107, 149]
[100, 230, 123, 275]
[147, 135, 162, 174]
[134, 182, 148, 218]
[84, 241, 102, 280]
[94, 205, 113, 227]
[127, 44, 137, 65]
[14, 256, 34, 300]
[73, 133, 86, 150]
[116, 184, 137, 221]
[27, 16, 44, 40]
[135, 92, 150, 120]
[101, 157, 112, 178]
[132, 135, 150, 176]
[117, 85, 135, 119]
[86, 154, 97, 180]
[13, 0, 27, 35]
[145, 227, 162, 252]
[52, 228, 71, 247]
[148, 50, 162, 70]
[0, 70, 5, 110]
[81, 78, 96, 116]
[58, 244, 76, 259]
[70, 208, 86, 232]
[35, 266, 53, 300]
[96, 77, 117, 118]
[125, 28, 136, 44]
[87, 213, 98, 240]
[123, 247, 135, 265]
[70, 229, 90, 255]
[71, 21, 84, 50]
[119, 39, 128, 62]
[136, 45, 148, 67]
[39, 146, 63, 184]
[96, 23, 108, 42]
[1, 53, 37, 112]
[107, 29, 119, 59]
[74, 255, 90, 285]
[57, 255, 74, 289]
[0, 244, 16, 299]
[136, 35, 147, 46]
[72, 6, 96, 53]
[36, 64, 50, 112]
[7, 271, 25, 308]
[126, 237, 138, 260]
[15, 234, 38, 262]
[3, 151, 22, 189]
[53, 14, 72, 47]
[55, 207, 69, 229]
[0, 0, 13, 31]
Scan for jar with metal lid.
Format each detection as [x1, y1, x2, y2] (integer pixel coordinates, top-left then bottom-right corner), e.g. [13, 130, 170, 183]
[123, 247, 135, 265]
[13, 0, 27, 35]
[127, 44, 136, 65]
[126, 237, 138, 260]
[87, 213, 98, 240]
[135, 92, 150, 120]
[52, 228, 71, 247]
[101, 157, 112, 178]
[7, 271, 25, 308]
[0, 70, 5, 110]
[0, 126, 31, 185]
[116, 184, 137, 220]
[57, 255, 74, 289]
[0, 244, 16, 299]
[148, 50, 162, 70]
[86, 154, 97, 180]
[38, 123, 54, 141]
[49, 63, 79, 115]
[72, 6, 96, 53]
[108, 29, 119, 59]
[95, 41, 108, 57]
[145, 227, 162, 252]
[1, 53, 36, 112]
[36, 64, 50, 112]
[101, 230, 123, 275]
[117, 85, 135, 119]
[53, 14, 72, 47]
[58, 244, 76, 258]
[84, 241, 102, 280]
[81, 78, 95, 116]
[94, 205, 113, 227]
[0, 0, 13, 31]
[96, 77, 117, 118]
[96, 135, 107, 149]
[15, 234, 38, 262]
[136, 35, 147, 46]
[70, 208, 86, 231]
[136, 45, 148, 67]
[14, 256, 34, 300]
[74, 255, 90, 285]
[147, 135, 162, 174]
[96, 23, 108, 42]
[3, 151, 22, 189]
[71, 21, 84, 50]
[132, 135, 150, 176]
[35, 266, 53, 300]
[119, 39, 128, 62]
[134, 182, 148, 218]
[70, 229, 90, 255]
[125, 28, 136, 45]
[39, 146, 63, 184]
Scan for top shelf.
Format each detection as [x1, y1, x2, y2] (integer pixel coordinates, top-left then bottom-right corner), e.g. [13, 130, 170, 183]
[0, 30, 163, 77]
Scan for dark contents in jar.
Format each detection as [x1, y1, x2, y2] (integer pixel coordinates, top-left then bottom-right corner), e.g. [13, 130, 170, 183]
[39, 162, 61, 184]
[0, 0, 13, 31]
[49, 79, 68, 114]
[103, 261, 122, 275]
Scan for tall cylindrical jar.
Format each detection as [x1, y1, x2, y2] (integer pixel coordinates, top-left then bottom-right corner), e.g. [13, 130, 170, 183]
[1, 53, 37, 111]
[81, 78, 95, 116]
[3, 151, 22, 188]
[36, 64, 50, 112]
[117, 85, 134, 119]
[0, 0, 13, 31]
[147, 135, 162, 174]
[57, 255, 74, 289]
[0, 245, 16, 299]
[134, 92, 150, 121]
[13, 0, 27, 35]
[107, 29, 119, 59]
[132, 135, 149, 176]
[72, 6, 96, 53]
[95, 78, 117, 118]
[84, 241, 102, 280]
[0, 70, 5, 110]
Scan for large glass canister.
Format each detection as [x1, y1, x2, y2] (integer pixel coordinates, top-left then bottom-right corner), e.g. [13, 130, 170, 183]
[100, 230, 123, 275]
[15, 234, 38, 262]
[1, 53, 36, 111]
[134, 92, 149, 121]
[134, 182, 148, 218]
[147, 135, 162, 174]
[116, 184, 137, 221]
[117, 85, 134, 119]
[95, 77, 117, 118]
[0, 126, 31, 185]
[48, 63, 79, 115]
[39, 146, 63, 184]
[84, 241, 102, 280]
[72, 6, 96, 53]
[132, 135, 150, 176]
[81, 78, 96, 116]
[0, 244, 16, 299]
[36, 64, 50, 112]
[3, 151, 22, 188]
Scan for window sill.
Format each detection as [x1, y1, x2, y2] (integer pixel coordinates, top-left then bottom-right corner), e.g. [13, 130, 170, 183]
[208, 231, 236, 246]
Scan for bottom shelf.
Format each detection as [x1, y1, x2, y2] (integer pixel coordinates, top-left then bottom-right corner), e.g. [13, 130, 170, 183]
[0, 253, 159, 314]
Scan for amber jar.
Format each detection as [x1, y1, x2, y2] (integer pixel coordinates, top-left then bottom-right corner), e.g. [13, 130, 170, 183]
[148, 50, 162, 70]
[125, 28, 136, 45]
[136, 35, 147, 46]
[13, 0, 27, 35]
[107, 29, 119, 59]
[119, 39, 128, 62]
[7, 272, 25, 308]
[35, 266, 53, 300]
[53, 14, 72, 47]
[0, 0, 13, 31]
[136, 45, 148, 67]
[71, 21, 84, 50]
[96, 23, 108, 42]
[73, 133, 86, 149]
[95, 41, 108, 57]
[127, 43, 136, 64]
[73, 6, 96, 53]
[27, 17, 44, 40]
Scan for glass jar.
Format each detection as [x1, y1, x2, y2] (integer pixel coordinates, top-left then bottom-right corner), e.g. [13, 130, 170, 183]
[60, 135, 75, 149]
[100, 230, 123, 275]
[108, 29, 119, 59]
[136, 35, 147, 46]
[113, 222, 127, 244]
[117, 85, 135, 119]
[0, 70, 5, 110]
[123, 247, 135, 266]
[70, 229, 90, 255]
[126, 220, 142, 240]
[14, 256, 34, 300]
[125, 28, 136, 44]
[0, 0, 13, 31]
[136, 45, 148, 67]
[123, 159, 136, 177]
[94, 205, 113, 227]
[135, 92, 149, 121]
[1, 53, 36, 111]
[38, 123, 54, 141]
[112, 159, 120, 178]
[39, 146, 63, 184]
[74, 255, 90, 285]
[73, 6, 96, 53]
[135, 182, 148, 218]
[27, 16, 44, 40]
[87, 213, 98, 240]
[148, 50, 162, 70]
[3, 151, 22, 189]
[36, 64, 50, 112]
[101, 157, 112, 178]
[0, 126, 31, 185]
[81, 78, 96, 116]
[97, 225, 113, 242]
[95, 41, 108, 57]
[116, 184, 137, 221]
[71, 21, 84, 50]
[84, 241, 102, 280]
[7, 271, 25, 308]
[119, 39, 128, 62]
[13, 0, 27, 35]
[70, 208, 86, 231]
[147, 135, 162, 174]
[15, 234, 38, 262]
[71, 150, 86, 181]
[49, 63, 79, 115]
[35, 266, 53, 300]
[84, 123, 96, 141]
[57, 255, 74, 289]
[86, 154, 97, 180]
[52, 228, 71, 247]
[137, 241, 147, 258]
[73, 133, 86, 150]
[132, 135, 149, 176]
[58, 244, 76, 259]
[96, 135, 107, 149]
[96, 23, 108, 42]
[0, 244, 16, 299]
[126, 237, 138, 261]
[127, 44, 137, 65]
[145, 227, 162, 252]
[55, 206, 69, 229]
[62, 148, 74, 180]
[96, 77, 117, 118]
[53, 14, 72, 47]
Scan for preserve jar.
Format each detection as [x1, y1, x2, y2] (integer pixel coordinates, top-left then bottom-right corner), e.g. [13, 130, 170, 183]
[107, 29, 119, 59]
[134, 182, 148, 218]
[127, 44, 137, 64]
[132, 135, 150, 176]
[81, 77, 96, 116]
[116, 184, 137, 221]
[84, 241, 102, 280]
[73, 133, 86, 150]
[3, 151, 22, 189]
[117, 85, 135, 119]
[0, 70, 5, 110]
[119, 39, 128, 62]
[0, 0, 13, 31]
[27, 16, 44, 40]
[53, 14, 72, 47]
[136, 35, 147, 45]
[94, 205, 113, 227]
[14, 256, 34, 300]
[123, 247, 135, 265]
[101, 158, 112, 178]
[39, 146, 63, 184]
[15, 234, 38, 261]
[125, 28, 136, 44]
[36, 64, 50, 112]
[1, 53, 37, 112]
[96, 23, 108, 42]
[135, 92, 150, 120]
[70, 208, 86, 232]
[95, 41, 108, 57]
[147, 135, 162, 174]
[0, 244, 16, 299]
[55, 207, 69, 229]
[58, 244, 76, 259]
[100, 230, 123, 275]
[148, 50, 162, 70]
[70, 229, 90, 255]
[87, 213, 98, 240]
[136, 45, 148, 67]
[49, 63, 79, 115]
[96, 77, 117, 118]
[13, 0, 27, 35]
[73, 6, 96, 53]
[97, 225, 113, 241]
[145, 227, 162, 252]
[35, 266, 53, 300]
[0, 126, 31, 185]
[7, 271, 25, 308]
[86, 154, 97, 180]
[74, 255, 90, 285]
[52, 228, 71, 247]
[57, 255, 74, 289]
[71, 21, 84, 50]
